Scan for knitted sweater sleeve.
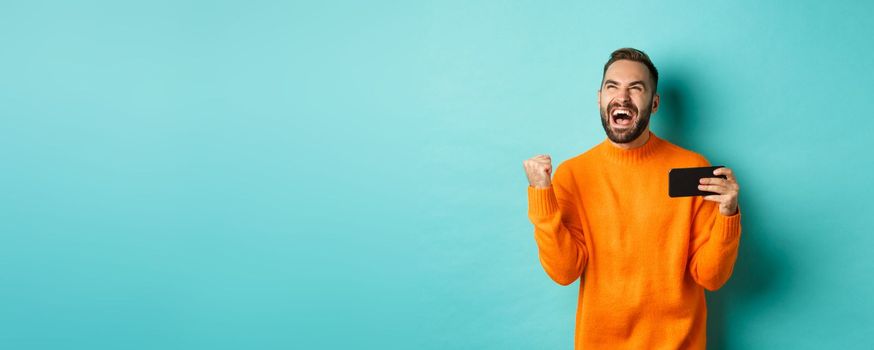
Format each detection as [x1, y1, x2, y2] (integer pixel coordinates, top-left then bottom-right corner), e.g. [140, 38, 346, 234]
[527, 163, 589, 286]
[688, 161, 743, 291]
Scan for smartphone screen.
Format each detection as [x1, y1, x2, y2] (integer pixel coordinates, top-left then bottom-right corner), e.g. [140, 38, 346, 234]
[668, 166, 727, 197]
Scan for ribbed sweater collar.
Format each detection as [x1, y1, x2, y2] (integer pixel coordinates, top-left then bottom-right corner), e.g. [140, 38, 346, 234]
[598, 130, 663, 165]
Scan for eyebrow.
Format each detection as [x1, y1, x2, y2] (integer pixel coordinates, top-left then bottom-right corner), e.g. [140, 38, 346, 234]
[604, 79, 648, 88]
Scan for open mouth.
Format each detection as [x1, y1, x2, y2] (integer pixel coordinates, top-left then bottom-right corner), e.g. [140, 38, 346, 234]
[610, 107, 636, 128]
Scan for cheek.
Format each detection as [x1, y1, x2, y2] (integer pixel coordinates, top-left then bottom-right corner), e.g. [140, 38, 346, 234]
[634, 97, 651, 110]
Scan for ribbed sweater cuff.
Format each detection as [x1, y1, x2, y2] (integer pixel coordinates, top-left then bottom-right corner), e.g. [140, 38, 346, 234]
[715, 208, 741, 242]
[528, 185, 560, 217]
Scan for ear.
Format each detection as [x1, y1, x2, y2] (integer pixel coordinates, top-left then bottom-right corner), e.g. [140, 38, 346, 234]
[651, 93, 660, 114]
[597, 89, 602, 107]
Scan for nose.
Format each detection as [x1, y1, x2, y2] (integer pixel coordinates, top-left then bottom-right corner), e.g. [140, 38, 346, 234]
[616, 88, 630, 102]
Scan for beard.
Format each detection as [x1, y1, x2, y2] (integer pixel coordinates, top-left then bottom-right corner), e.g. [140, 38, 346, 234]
[599, 99, 653, 144]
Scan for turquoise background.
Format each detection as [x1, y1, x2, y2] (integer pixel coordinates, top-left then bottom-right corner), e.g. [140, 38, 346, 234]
[2, 1, 872, 349]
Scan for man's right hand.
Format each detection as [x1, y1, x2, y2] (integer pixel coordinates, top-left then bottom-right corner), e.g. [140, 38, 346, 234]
[523, 154, 553, 188]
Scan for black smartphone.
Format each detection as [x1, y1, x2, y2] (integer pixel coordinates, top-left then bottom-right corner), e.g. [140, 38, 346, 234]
[668, 166, 727, 197]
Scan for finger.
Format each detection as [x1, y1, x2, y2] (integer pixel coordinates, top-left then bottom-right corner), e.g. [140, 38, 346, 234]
[526, 160, 548, 168]
[714, 167, 736, 181]
[699, 177, 728, 185]
[703, 194, 727, 202]
[700, 178, 736, 190]
[524, 161, 548, 170]
[698, 184, 729, 194]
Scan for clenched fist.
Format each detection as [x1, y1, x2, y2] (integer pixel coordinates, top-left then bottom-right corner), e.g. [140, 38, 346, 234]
[523, 154, 553, 188]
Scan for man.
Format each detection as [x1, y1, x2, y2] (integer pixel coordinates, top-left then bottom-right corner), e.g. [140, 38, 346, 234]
[522, 48, 741, 349]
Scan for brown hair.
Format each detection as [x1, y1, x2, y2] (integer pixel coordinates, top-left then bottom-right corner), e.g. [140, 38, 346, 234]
[602, 48, 659, 93]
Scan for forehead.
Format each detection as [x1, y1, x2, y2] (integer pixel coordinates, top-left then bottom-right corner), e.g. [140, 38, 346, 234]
[604, 60, 652, 85]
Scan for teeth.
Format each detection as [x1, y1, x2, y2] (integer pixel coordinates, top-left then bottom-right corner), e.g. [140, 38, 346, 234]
[612, 109, 632, 117]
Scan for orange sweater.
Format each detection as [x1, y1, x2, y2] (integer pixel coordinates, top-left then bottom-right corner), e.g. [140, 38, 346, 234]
[527, 131, 741, 349]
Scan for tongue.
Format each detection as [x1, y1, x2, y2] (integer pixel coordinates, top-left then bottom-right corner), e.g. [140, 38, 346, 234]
[615, 116, 632, 126]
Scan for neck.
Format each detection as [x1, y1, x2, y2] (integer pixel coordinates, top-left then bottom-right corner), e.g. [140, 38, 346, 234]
[609, 127, 651, 150]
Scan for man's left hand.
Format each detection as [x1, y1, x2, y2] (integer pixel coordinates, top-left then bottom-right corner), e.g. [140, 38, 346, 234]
[698, 167, 740, 216]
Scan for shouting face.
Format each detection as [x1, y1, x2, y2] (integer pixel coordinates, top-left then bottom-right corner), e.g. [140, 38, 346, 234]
[598, 60, 659, 144]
